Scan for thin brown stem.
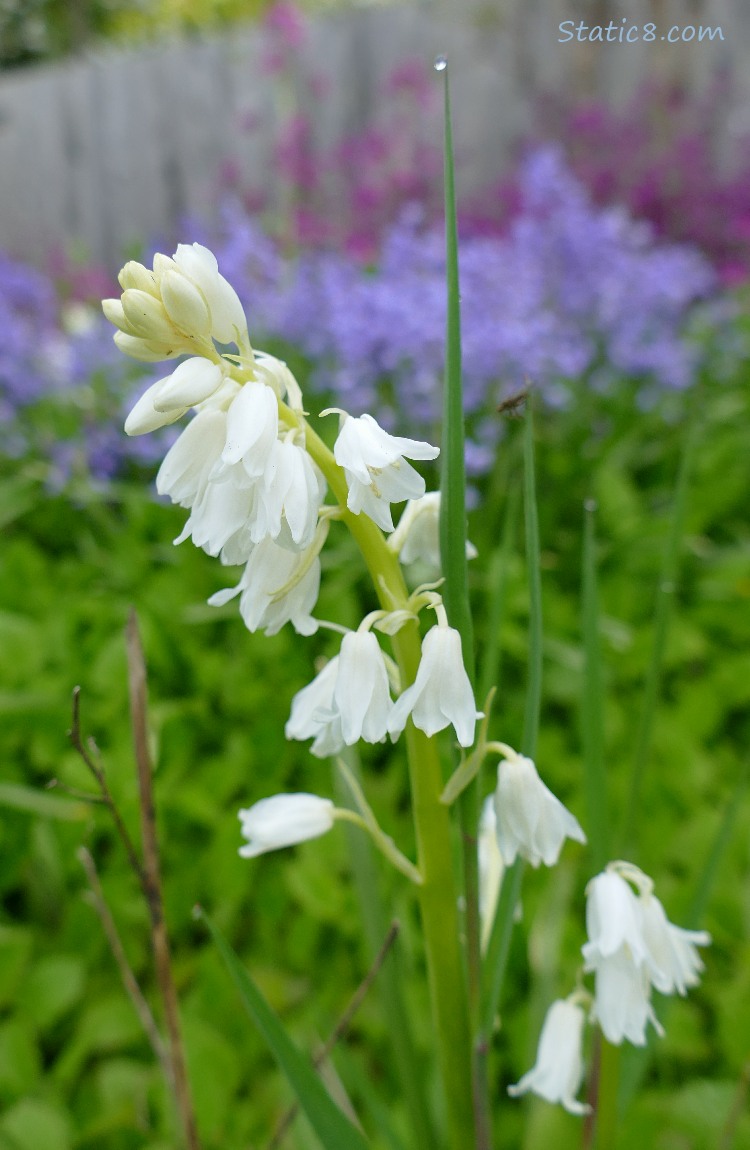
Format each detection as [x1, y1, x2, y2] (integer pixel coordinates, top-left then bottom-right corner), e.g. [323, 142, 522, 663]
[266, 921, 401, 1150]
[78, 845, 172, 1083]
[126, 609, 200, 1150]
[68, 686, 147, 891]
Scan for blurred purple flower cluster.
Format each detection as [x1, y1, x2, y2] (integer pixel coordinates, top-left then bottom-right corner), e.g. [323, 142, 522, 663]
[212, 147, 714, 469]
[0, 149, 719, 484]
[536, 81, 750, 286]
[0, 251, 166, 482]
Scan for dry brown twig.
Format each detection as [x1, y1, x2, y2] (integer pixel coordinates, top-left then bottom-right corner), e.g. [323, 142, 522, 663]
[126, 608, 201, 1150]
[77, 844, 172, 1085]
[67, 615, 201, 1150]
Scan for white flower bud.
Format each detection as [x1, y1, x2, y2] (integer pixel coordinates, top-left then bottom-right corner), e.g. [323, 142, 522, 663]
[153, 357, 224, 412]
[118, 260, 159, 295]
[120, 289, 176, 343]
[238, 793, 335, 857]
[159, 269, 212, 339]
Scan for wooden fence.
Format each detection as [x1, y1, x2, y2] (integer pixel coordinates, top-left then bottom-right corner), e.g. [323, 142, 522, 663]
[0, 0, 745, 267]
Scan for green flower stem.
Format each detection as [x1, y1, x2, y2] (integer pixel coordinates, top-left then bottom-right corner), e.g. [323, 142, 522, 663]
[303, 418, 476, 1150]
[594, 1039, 620, 1150]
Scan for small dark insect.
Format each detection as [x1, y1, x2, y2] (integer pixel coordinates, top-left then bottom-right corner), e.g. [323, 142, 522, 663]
[496, 386, 530, 417]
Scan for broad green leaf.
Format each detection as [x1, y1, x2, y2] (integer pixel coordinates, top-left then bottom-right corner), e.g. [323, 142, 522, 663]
[198, 908, 371, 1150]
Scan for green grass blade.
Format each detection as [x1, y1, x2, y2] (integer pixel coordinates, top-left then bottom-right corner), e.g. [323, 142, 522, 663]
[621, 397, 700, 850]
[480, 403, 542, 1034]
[437, 59, 486, 1148]
[521, 402, 542, 760]
[197, 909, 371, 1150]
[438, 62, 474, 678]
[581, 499, 610, 871]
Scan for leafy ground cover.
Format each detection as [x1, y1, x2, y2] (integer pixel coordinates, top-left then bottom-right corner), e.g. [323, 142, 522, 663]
[1, 302, 749, 1146]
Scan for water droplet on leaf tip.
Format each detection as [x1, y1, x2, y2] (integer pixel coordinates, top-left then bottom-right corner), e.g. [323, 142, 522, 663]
[434, 54, 448, 72]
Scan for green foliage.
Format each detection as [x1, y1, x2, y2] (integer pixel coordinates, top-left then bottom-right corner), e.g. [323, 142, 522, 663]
[1, 319, 749, 1146]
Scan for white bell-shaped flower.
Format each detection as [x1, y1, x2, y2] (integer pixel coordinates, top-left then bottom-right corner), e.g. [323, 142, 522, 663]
[508, 998, 591, 1115]
[389, 492, 478, 570]
[388, 623, 479, 747]
[208, 535, 320, 636]
[254, 438, 325, 550]
[638, 891, 711, 997]
[334, 631, 393, 745]
[493, 749, 586, 868]
[285, 658, 345, 759]
[333, 413, 439, 532]
[156, 409, 227, 508]
[238, 793, 335, 858]
[478, 795, 504, 949]
[173, 475, 256, 557]
[218, 380, 279, 480]
[582, 870, 650, 970]
[589, 946, 663, 1046]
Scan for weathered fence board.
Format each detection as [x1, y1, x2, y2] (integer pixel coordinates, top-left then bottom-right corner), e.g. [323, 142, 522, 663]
[0, 1, 743, 268]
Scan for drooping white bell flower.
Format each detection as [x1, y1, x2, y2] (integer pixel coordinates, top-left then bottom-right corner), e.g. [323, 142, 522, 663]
[581, 863, 708, 1047]
[508, 998, 591, 1116]
[582, 870, 651, 971]
[208, 535, 320, 636]
[478, 794, 505, 950]
[388, 622, 479, 747]
[388, 492, 478, 570]
[637, 892, 711, 997]
[334, 631, 394, 745]
[238, 793, 335, 858]
[493, 748, 586, 868]
[173, 474, 257, 557]
[333, 412, 440, 532]
[156, 408, 228, 508]
[588, 945, 663, 1046]
[217, 380, 279, 480]
[285, 657, 345, 759]
[254, 438, 325, 550]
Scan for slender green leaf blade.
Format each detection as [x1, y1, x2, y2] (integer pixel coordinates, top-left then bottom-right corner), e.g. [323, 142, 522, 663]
[198, 909, 371, 1150]
[521, 402, 542, 759]
[438, 63, 474, 678]
[581, 499, 610, 871]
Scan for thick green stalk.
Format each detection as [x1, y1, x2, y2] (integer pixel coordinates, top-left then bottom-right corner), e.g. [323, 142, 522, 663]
[304, 420, 475, 1150]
